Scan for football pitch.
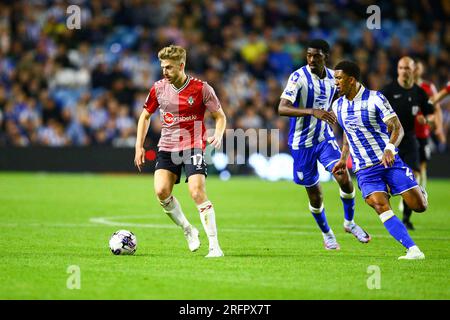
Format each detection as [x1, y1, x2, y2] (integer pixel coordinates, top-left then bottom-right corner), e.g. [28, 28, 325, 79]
[1, 172, 449, 300]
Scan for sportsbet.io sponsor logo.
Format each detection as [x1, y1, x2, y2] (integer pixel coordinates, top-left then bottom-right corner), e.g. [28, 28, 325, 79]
[163, 112, 175, 125]
[162, 112, 198, 125]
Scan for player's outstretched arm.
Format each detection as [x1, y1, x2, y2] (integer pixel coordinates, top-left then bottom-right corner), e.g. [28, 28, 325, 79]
[432, 102, 446, 144]
[134, 109, 151, 172]
[430, 82, 450, 105]
[207, 107, 226, 149]
[381, 116, 404, 167]
[429, 84, 447, 144]
[278, 98, 336, 125]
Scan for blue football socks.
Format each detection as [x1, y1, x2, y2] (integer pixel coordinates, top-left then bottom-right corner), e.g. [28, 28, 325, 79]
[340, 188, 356, 223]
[310, 203, 331, 233]
[379, 210, 415, 249]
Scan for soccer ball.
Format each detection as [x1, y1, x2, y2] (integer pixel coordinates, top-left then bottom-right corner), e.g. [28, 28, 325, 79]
[109, 230, 137, 255]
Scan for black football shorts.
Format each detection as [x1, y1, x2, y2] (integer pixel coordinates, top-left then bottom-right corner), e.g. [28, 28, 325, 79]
[155, 148, 207, 184]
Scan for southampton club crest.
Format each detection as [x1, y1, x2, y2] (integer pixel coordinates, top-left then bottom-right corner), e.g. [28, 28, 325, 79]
[187, 96, 194, 106]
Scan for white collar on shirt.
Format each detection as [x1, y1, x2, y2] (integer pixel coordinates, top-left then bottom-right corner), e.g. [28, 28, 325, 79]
[170, 75, 191, 93]
[344, 84, 365, 101]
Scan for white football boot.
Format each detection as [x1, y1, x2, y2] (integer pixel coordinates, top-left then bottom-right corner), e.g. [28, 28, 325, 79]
[205, 247, 224, 258]
[398, 245, 425, 260]
[322, 230, 340, 250]
[183, 225, 200, 252]
[344, 223, 372, 243]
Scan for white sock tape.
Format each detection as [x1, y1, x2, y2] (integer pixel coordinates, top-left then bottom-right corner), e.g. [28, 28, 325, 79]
[340, 188, 356, 199]
[309, 203, 324, 214]
[379, 210, 395, 223]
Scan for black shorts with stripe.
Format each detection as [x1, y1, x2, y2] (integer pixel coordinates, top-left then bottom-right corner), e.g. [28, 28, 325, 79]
[155, 148, 207, 184]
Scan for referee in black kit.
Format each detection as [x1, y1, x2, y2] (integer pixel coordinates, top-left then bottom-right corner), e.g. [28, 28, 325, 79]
[382, 56, 434, 230]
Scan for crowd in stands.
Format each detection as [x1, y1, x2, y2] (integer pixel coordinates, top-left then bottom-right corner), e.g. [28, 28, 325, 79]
[0, 0, 449, 153]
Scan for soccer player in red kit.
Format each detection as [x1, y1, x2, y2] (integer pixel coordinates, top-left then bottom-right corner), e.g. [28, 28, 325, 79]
[414, 61, 444, 188]
[134, 45, 227, 258]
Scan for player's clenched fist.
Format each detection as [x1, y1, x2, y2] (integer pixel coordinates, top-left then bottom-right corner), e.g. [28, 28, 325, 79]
[134, 147, 146, 172]
[207, 135, 222, 149]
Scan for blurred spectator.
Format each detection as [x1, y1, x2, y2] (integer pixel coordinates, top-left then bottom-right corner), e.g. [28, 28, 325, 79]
[0, 0, 448, 154]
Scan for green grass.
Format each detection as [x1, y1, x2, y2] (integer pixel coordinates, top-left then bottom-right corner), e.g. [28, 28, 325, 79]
[0, 172, 449, 299]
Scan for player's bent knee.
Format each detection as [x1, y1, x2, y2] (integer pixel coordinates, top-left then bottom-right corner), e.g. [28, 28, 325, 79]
[155, 187, 172, 201]
[414, 201, 427, 213]
[190, 191, 207, 204]
[372, 204, 390, 213]
[366, 198, 390, 214]
[189, 186, 207, 204]
[405, 189, 428, 213]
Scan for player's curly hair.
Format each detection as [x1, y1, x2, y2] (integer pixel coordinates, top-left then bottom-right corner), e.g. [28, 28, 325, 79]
[335, 60, 361, 81]
[158, 45, 186, 64]
[307, 39, 330, 55]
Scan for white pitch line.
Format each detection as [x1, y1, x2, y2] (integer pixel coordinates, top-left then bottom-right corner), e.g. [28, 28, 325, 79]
[90, 216, 176, 229]
[89, 214, 450, 231]
[87, 215, 450, 240]
[0, 216, 448, 241]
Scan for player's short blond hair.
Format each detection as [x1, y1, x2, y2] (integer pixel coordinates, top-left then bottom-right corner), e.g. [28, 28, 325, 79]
[158, 45, 186, 64]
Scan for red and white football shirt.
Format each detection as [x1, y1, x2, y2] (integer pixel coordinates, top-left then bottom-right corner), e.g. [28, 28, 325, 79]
[143, 76, 221, 152]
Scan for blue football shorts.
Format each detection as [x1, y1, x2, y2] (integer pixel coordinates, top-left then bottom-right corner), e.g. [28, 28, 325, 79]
[290, 139, 341, 187]
[355, 155, 418, 199]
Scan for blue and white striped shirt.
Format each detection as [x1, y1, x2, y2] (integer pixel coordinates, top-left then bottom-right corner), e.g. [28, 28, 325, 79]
[280, 65, 337, 149]
[332, 85, 397, 172]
